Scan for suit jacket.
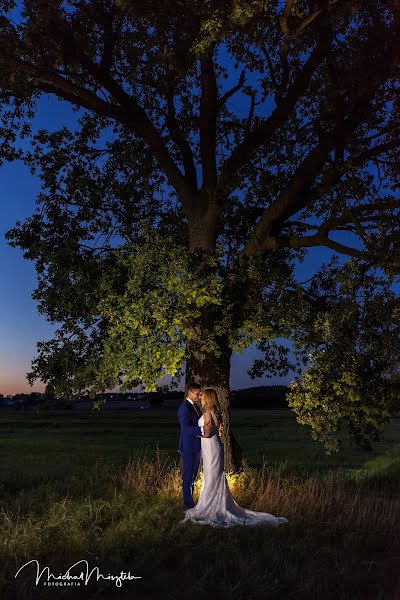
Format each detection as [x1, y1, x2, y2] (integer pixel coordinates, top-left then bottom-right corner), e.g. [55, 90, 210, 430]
[178, 399, 202, 454]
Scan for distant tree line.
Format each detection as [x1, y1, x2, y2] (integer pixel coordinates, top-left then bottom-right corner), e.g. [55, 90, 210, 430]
[0, 386, 289, 409]
[231, 385, 288, 409]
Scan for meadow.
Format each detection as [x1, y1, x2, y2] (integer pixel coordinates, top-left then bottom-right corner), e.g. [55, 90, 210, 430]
[0, 408, 399, 599]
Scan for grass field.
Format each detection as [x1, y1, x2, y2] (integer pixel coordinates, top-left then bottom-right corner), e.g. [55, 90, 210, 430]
[0, 409, 399, 599]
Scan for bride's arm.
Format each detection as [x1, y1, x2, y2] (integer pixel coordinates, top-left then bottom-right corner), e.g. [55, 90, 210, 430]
[202, 410, 213, 438]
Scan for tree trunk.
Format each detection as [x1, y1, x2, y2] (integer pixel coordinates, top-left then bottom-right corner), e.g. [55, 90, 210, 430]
[185, 332, 247, 473]
[185, 209, 248, 473]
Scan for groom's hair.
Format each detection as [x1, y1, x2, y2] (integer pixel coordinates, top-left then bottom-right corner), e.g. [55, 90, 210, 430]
[186, 382, 202, 392]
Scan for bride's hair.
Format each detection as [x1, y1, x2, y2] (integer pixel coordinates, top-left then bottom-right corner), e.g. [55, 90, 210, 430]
[201, 388, 223, 428]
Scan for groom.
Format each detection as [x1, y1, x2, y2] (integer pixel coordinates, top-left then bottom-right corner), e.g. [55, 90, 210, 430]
[178, 382, 203, 509]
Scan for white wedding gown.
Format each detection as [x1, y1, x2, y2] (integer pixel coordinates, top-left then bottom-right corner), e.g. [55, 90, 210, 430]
[179, 411, 289, 528]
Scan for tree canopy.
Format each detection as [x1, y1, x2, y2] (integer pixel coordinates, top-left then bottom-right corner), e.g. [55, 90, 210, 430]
[1, 0, 400, 455]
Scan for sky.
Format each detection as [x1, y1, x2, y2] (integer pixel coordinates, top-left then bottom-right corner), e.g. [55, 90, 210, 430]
[0, 41, 357, 397]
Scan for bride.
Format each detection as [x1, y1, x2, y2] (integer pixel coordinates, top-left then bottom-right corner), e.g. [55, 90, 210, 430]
[179, 387, 289, 528]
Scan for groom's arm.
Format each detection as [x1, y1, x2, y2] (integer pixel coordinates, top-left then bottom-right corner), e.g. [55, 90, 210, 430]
[178, 406, 202, 437]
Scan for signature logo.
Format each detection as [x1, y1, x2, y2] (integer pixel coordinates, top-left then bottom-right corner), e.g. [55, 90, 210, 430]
[15, 559, 142, 588]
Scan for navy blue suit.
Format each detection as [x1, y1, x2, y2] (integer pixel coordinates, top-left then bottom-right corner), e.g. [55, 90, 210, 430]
[178, 399, 202, 508]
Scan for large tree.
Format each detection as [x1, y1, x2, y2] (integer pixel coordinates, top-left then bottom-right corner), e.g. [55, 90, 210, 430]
[2, 0, 400, 470]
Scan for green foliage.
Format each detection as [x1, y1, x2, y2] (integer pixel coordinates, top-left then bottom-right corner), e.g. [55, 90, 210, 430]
[224, 252, 305, 354]
[188, 0, 270, 57]
[287, 259, 400, 453]
[95, 231, 224, 392]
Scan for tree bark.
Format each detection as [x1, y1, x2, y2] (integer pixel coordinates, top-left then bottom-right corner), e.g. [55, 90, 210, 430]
[185, 210, 247, 473]
[185, 329, 247, 473]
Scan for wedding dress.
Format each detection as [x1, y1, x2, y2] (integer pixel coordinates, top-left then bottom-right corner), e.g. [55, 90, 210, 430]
[179, 411, 289, 528]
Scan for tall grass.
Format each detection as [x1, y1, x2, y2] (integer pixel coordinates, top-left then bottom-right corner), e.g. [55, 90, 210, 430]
[117, 447, 400, 534]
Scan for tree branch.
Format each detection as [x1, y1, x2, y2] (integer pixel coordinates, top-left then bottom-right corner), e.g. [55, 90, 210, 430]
[67, 39, 195, 207]
[8, 57, 118, 117]
[279, 0, 295, 40]
[6, 47, 195, 213]
[217, 27, 334, 199]
[263, 232, 363, 258]
[217, 69, 246, 108]
[258, 196, 400, 260]
[200, 48, 218, 191]
[260, 45, 279, 97]
[241, 133, 334, 257]
[280, 0, 340, 44]
[166, 81, 197, 191]
[240, 32, 399, 260]
[244, 90, 256, 137]
[99, 6, 116, 75]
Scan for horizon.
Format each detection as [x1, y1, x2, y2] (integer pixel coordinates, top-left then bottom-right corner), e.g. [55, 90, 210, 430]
[0, 381, 290, 398]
